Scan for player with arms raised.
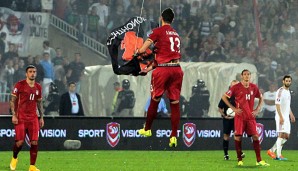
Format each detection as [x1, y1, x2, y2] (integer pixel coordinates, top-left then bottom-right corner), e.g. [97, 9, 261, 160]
[222, 69, 269, 166]
[10, 65, 44, 171]
[137, 8, 183, 147]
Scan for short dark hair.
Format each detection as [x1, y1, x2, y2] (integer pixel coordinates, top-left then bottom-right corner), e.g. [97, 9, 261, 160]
[26, 65, 36, 72]
[283, 75, 292, 80]
[68, 81, 76, 86]
[43, 52, 50, 56]
[43, 40, 50, 46]
[161, 8, 174, 24]
[0, 32, 6, 38]
[241, 69, 250, 75]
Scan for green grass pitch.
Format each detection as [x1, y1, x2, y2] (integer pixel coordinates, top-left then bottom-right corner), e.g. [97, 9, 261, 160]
[0, 150, 297, 171]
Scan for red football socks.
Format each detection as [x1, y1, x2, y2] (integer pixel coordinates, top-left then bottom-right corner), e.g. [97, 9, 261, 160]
[30, 145, 38, 165]
[144, 99, 159, 130]
[235, 140, 242, 161]
[170, 103, 180, 137]
[13, 143, 22, 159]
[253, 140, 262, 162]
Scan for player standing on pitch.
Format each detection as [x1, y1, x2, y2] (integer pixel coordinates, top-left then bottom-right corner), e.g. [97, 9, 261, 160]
[218, 80, 246, 160]
[222, 69, 269, 166]
[267, 75, 295, 160]
[137, 8, 183, 147]
[10, 65, 44, 171]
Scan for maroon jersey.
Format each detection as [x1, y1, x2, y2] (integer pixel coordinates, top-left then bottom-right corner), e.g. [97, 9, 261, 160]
[148, 25, 181, 63]
[225, 82, 261, 120]
[11, 80, 42, 122]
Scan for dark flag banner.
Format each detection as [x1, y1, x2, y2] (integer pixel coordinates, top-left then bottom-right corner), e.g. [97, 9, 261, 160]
[107, 17, 155, 76]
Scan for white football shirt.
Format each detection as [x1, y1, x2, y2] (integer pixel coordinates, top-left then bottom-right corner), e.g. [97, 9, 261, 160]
[275, 87, 291, 121]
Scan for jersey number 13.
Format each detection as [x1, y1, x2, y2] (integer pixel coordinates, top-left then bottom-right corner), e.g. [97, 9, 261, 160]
[169, 37, 180, 53]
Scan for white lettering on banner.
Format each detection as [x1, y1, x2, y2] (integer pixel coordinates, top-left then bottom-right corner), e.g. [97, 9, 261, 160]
[40, 129, 66, 137]
[0, 8, 49, 56]
[197, 130, 221, 138]
[29, 14, 48, 38]
[78, 129, 105, 138]
[265, 130, 278, 137]
[156, 130, 181, 138]
[121, 130, 142, 137]
[0, 129, 15, 137]
[107, 17, 146, 46]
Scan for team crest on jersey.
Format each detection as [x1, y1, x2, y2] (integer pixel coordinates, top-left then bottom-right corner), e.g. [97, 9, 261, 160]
[106, 122, 120, 147]
[183, 123, 196, 147]
[36, 90, 39, 95]
[251, 91, 253, 95]
[256, 123, 264, 144]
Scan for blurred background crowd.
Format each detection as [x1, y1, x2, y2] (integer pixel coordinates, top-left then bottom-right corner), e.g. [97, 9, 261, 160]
[1, 0, 298, 117]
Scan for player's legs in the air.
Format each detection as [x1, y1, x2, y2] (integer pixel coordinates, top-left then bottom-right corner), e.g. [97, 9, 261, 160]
[139, 97, 159, 137]
[168, 102, 179, 147]
[167, 67, 183, 147]
[139, 68, 164, 135]
[169, 136, 177, 147]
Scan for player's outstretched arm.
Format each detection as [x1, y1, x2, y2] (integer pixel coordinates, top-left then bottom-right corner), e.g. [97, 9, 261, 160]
[138, 39, 153, 54]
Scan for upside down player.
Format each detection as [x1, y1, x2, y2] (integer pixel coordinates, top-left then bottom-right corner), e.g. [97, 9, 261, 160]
[10, 65, 44, 171]
[137, 8, 183, 147]
[222, 69, 269, 166]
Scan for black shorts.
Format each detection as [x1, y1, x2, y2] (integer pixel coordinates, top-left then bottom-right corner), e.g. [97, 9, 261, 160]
[223, 118, 234, 135]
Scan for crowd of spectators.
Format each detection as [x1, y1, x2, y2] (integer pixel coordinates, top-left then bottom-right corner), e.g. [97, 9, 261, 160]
[1, 0, 298, 116]
[56, 0, 298, 91]
[0, 38, 85, 116]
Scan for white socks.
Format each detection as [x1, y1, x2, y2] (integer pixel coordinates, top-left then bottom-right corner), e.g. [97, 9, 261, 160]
[270, 142, 277, 152]
[276, 137, 287, 157]
[280, 138, 287, 155]
[276, 137, 283, 157]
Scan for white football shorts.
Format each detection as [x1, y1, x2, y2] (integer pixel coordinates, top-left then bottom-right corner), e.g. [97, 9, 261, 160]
[275, 118, 291, 134]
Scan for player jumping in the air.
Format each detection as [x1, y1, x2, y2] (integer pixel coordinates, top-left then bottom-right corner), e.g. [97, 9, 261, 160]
[137, 8, 183, 147]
